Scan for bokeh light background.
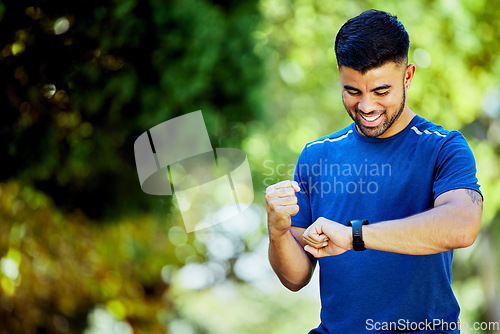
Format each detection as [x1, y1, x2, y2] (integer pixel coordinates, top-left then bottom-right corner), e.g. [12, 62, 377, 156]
[1, 0, 499, 333]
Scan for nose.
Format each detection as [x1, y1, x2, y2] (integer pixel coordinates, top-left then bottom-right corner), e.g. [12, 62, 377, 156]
[357, 95, 377, 114]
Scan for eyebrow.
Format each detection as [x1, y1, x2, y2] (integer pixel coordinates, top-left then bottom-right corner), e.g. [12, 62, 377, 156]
[344, 84, 392, 92]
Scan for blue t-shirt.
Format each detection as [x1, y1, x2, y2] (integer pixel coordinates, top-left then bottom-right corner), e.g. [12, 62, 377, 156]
[291, 115, 481, 334]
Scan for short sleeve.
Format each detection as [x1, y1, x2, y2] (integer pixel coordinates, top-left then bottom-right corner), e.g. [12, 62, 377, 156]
[433, 131, 481, 200]
[291, 146, 313, 229]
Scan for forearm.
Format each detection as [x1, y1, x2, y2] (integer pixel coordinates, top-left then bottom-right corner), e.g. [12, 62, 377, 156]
[269, 229, 316, 291]
[364, 202, 481, 255]
[304, 190, 482, 258]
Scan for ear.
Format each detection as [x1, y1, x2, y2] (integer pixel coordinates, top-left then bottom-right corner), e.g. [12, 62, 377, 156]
[404, 63, 416, 90]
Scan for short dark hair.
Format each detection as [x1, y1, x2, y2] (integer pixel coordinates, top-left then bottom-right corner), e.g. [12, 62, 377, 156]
[335, 10, 410, 73]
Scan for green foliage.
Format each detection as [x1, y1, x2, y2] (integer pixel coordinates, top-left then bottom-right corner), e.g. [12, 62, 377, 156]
[170, 281, 320, 334]
[0, 0, 263, 218]
[0, 180, 179, 333]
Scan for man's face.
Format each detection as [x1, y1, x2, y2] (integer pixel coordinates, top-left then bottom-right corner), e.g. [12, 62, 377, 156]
[339, 62, 412, 138]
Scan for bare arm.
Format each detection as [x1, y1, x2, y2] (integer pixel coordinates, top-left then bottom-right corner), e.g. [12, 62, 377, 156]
[363, 189, 482, 254]
[268, 227, 317, 291]
[303, 189, 483, 257]
[266, 181, 319, 291]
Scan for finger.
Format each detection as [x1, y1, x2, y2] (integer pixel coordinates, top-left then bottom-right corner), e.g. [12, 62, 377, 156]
[303, 233, 321, 244]
[304, 237, 328, 248]
[273, 187, 297, 198]
[303, 231, 328, 243]
[265, 181, 287, 194]
[292, 181, 301, 192]
[273, 204, 299, 217]
[268, 195, 297, 207]
[305, 237, 328, 246]
[303, 230, 328, 244]
[266, 187, 295, 200]
[303, 233, 328, 249]
[303, 225, 324, 240]
[304, 245, 327, 258]
[274, 180, 295, 190]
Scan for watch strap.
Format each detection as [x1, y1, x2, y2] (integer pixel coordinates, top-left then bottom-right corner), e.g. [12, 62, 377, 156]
[348, 219, 368, 251]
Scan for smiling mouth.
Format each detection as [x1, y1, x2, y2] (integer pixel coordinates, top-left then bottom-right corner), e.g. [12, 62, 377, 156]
[360, 113, 382, 122]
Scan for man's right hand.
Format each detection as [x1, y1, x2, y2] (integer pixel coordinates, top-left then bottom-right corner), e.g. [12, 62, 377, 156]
[266, 180, 315, 291]
[265, 180, 301, 237]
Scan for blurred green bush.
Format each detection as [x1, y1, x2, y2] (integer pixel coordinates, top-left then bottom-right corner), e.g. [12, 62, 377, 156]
[0, 0, 263, 219]
[0, 180, 178, 333]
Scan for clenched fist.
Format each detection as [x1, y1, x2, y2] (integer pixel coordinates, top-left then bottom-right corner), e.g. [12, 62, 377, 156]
[303, 217, 352, 257]
[266, 180, 301, 237]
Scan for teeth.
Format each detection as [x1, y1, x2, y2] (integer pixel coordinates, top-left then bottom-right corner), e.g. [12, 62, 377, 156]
[361, 114, 381, 122]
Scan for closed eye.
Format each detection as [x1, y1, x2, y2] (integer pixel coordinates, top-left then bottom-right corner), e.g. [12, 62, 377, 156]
[346, 90, 360, 96]
[374, 91, 389, 96]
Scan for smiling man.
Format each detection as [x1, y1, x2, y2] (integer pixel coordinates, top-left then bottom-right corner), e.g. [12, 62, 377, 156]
[266, 10, 483, 334]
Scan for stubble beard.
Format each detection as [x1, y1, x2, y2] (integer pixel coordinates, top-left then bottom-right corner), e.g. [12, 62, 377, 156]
[345, 89, 406, 138]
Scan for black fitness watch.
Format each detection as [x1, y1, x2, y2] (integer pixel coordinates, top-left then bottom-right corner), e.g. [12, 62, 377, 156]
[347, 220, 369, 251]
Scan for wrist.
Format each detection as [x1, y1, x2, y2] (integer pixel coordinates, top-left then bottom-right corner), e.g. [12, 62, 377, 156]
[268, 220, 291, 240]
[269, 229, 289, 241]
[345, 225, 353, 250]
[323, 221, 353, 251]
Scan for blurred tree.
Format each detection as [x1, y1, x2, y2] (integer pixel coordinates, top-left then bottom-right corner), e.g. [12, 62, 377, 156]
[0, 0, 264, 219]
[0, 0, 267, 333]
[0, 180, 180, 333]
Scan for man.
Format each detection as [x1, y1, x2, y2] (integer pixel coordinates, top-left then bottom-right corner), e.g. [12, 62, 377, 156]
[265, 10, 483, 334]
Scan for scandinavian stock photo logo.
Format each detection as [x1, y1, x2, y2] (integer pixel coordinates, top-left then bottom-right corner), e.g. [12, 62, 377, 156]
[133, 111, 254, 232]
[263, 159, 392, 197]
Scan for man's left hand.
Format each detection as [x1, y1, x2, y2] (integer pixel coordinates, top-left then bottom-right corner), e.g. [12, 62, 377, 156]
[302, 217, 352, 257]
